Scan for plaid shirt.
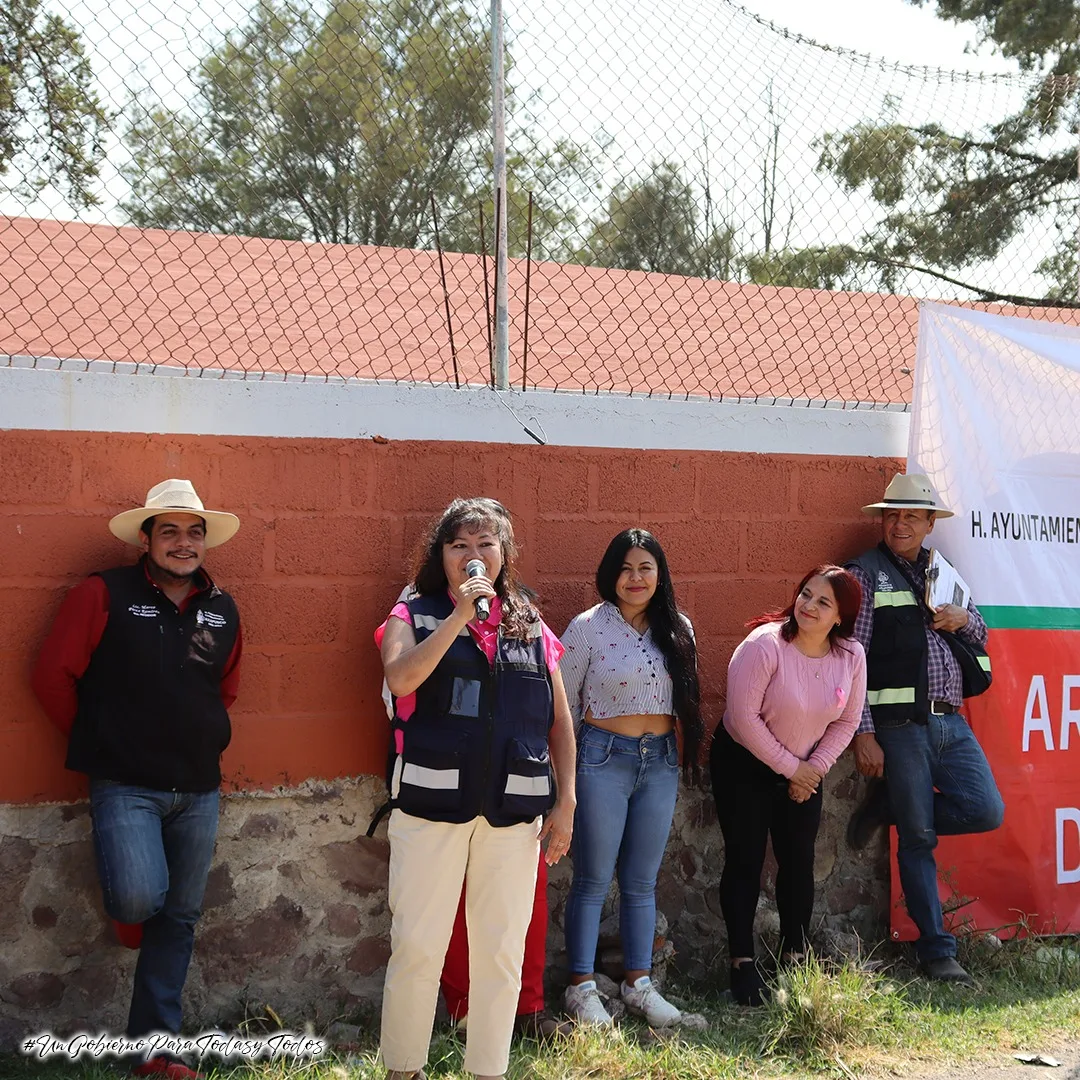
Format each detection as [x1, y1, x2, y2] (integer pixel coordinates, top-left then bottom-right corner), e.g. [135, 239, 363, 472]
[848, 547, 988, 736]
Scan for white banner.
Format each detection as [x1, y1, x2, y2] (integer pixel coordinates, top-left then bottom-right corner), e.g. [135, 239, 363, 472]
[911, 302, 1080, 612]
[892, 302, 1080, 939]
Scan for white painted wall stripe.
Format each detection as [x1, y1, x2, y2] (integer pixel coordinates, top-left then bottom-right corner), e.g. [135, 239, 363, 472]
[0, 363, 908, 457]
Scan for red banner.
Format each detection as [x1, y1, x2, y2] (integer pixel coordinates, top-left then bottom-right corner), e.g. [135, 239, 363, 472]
[890, 628, 1080, 941]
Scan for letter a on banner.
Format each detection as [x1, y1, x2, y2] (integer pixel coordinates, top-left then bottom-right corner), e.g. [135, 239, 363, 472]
[897, 302, 1080, 941]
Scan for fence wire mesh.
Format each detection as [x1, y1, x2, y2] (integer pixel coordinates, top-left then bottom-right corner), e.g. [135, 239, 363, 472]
[2, 0, 1080, 405]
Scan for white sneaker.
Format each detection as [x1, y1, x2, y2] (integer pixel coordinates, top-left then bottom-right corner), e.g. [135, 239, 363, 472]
[564, 980, 614, 1027]
[620, 976, 681, 1027]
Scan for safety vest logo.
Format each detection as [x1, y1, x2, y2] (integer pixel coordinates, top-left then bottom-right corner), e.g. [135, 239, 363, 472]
[196, 609, 227, 628]
[876, 571, 894, 592]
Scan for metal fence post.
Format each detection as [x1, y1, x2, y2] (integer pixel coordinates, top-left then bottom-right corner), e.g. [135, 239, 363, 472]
[491, 0, 510, 390]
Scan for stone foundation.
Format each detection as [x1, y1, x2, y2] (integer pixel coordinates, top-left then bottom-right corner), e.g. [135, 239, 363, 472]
[0, 768, 887, 1047]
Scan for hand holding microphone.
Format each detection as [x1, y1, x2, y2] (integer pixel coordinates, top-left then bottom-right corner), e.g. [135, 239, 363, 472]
[463, 558, 495, 622]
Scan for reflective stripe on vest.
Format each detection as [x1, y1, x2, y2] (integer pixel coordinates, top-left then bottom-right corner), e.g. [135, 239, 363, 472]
[412, 612, 470, 636]
[978, 654, 992, 672]
[505, 773, 551, 797]
[867, 687, 916, 706]
[873, 590, 918, 608]
[401, 762, 460, 790]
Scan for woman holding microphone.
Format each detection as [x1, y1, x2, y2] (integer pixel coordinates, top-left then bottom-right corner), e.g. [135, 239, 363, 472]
[375, 497, 576, 1080]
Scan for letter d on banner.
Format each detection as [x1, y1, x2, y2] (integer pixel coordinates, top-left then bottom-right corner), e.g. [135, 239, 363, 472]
[1057, 808, 1080, 884]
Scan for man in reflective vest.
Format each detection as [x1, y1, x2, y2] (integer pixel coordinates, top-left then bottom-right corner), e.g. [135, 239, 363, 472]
[33, 480, 242, 1080]
[845, 473, 1003, 987]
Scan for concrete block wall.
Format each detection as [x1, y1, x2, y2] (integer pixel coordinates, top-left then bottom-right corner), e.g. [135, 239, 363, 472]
[0, 427, 901, 1039]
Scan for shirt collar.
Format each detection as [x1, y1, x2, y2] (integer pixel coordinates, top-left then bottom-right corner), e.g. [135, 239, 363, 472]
[140, 555, 212, 597]
[893, 547, 930, 571]
[604, 599, 650, 636]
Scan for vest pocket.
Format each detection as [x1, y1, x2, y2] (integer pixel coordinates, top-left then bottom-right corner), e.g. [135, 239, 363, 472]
[397, 727, 467, 815]
[501, 737, 555, 818]
[449, 676, 482, 718]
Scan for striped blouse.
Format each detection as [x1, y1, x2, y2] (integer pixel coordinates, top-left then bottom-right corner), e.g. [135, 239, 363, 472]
[560, 601, 692, 725]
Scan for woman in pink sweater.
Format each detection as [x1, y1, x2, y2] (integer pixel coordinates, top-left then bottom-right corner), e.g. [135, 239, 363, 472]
[710, 564, 866, 1006]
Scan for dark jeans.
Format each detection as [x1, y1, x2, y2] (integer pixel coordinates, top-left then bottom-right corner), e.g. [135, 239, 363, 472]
[877, 712, 1004, 962]
[710, 726, 823, 959]
[89, 779, 220, 1037]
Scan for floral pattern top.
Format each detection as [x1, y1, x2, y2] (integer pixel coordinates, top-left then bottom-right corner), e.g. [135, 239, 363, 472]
[559, 601, 692, 728]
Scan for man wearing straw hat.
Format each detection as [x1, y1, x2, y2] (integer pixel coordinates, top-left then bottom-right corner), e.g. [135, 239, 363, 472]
[33, 480, 242, 1079]
[845, 473, 1003, 988]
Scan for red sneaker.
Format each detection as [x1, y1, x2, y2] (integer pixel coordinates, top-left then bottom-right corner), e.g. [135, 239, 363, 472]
[112, 920, 143, 949]
[131, 1056, 204, 1079]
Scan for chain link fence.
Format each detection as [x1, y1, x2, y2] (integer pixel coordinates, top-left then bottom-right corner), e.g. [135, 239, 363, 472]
[2, 0, 1080, 404]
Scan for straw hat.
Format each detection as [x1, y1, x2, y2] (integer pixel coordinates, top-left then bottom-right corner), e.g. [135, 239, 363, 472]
[109, 480, 240, 548]
[861, 473, 954, 519]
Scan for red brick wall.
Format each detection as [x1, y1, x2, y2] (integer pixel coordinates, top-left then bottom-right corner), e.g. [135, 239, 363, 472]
[0, 430, 899, 803]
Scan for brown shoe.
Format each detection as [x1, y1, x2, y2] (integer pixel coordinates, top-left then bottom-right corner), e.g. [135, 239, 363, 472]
[513, 1009, 575, 1040]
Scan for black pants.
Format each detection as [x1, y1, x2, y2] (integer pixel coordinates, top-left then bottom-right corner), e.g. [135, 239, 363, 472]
[710, 725, 823, 958]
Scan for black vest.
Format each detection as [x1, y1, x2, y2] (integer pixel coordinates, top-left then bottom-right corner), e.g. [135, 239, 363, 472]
[850, 544, 930, 727]
[67, 562, 239, 792]
[388, 592, 555, 827]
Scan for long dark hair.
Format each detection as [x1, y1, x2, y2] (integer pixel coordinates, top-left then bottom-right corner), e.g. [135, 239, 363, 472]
[412, 497, 538, 639]
[747, 564, 863, 651]
[595, 528, 703, 779]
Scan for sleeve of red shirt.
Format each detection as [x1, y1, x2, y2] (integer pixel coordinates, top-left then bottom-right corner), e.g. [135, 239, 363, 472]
[31, 576, 110, 737]
[220, 622, 243, 710]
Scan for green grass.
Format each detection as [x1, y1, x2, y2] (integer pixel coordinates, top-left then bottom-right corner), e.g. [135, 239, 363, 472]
[5, 937, 1078, 1080]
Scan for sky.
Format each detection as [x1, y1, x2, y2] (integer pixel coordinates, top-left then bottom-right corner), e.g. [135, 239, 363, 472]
[737, 0, 1016, 74]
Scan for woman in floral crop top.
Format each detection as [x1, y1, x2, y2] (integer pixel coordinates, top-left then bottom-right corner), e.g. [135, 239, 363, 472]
[559, 528, 704, 1029]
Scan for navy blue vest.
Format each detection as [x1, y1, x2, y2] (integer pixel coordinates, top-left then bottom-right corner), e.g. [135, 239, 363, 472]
[389, 592, 555, 827]
[67, 562, 238, 791]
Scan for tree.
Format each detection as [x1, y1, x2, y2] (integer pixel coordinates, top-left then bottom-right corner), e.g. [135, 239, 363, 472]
[124, 0, 490, 245]
[741, 86, 866, 291]
[122, 0, 592, 255]
[577, 161, 737, 278]
[817, 1, 1080, 304]
[741, 245, 865, 290]
[0, 0, 109, 206]
[435, 138, 602, 263]
[576, 123, 856, 288]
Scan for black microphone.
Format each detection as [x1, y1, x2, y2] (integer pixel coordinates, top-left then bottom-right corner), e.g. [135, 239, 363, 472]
[465, 558, 491, 622]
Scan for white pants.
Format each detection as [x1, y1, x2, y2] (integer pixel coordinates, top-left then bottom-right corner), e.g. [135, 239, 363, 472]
[380, 810, 541, 1077]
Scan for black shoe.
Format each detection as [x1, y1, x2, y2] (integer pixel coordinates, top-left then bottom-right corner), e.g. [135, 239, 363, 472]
[846, 779, 892, 851]
[920, 956, 976, 988]
[730, 959, 769, 1006]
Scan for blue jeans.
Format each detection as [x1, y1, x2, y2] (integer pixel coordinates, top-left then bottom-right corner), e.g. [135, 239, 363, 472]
[877, 713, 1004, 962]
[565, 725, 680, 975]
[89, 780, 220, 1037]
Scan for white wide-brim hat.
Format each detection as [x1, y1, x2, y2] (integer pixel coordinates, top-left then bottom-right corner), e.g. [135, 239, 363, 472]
[861, 472, 954, 519]
[109, 479, 240, 548]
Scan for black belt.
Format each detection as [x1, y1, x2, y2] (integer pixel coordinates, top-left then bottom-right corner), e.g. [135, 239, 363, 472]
[930, 700, 958, 715]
